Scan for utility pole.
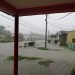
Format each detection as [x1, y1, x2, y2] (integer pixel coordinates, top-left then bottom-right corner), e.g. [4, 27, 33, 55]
[45, 14, 48, 48]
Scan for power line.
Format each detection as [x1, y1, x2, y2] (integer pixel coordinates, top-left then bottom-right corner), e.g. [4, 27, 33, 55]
[0, 14, 14, 21]
[47, 21, 63, 30]
[0, 14, 44, 34]
[20, 20, 44, 32]
[20, 19, 45, 32]
[19, 22, 44, 33]
[48, 12, 73, 21]
[47, 12, 74, 31]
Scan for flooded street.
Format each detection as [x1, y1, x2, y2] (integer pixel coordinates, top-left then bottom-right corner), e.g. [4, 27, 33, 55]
[0, 42, 75, 75]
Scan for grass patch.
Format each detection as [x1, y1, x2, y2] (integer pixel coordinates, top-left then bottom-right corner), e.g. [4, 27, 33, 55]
[8, 56, 26, 60]
[60, 44, 68, 48]
[49, 49, 61, 51]
[24, 57, 42, 60]
[71, 68, 75, 75]
[60, 44, 70, 50]
[7, 56, 42, 61]
[60, 45, 75, 51]
[38, 60, 54, 66]
[38, 47, 48, 50]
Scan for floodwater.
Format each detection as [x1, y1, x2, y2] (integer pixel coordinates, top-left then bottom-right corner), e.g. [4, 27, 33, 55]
[0, 42, 75, 75]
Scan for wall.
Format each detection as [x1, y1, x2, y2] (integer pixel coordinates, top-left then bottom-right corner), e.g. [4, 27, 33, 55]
[67, 30, 75, 44]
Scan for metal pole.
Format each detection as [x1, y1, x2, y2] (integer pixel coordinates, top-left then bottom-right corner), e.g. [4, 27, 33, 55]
[45, 14, 48, 48]
[14, 15, 19, 75]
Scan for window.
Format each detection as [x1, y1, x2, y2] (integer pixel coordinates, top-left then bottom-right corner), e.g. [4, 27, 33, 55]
[72, 38, 75, 43]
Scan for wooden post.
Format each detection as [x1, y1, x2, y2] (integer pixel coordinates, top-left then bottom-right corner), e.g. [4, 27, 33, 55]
[14, 15, 19, 75]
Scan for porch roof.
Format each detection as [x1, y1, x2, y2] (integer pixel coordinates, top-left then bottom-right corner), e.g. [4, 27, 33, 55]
[0, 0, 75, 16]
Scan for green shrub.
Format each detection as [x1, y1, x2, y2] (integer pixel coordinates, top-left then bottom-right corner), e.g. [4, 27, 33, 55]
[28, 42, 35, 46]
[8, 56, 26, 60]
[24, 57, 42, 60]
[54, 40, 58, 44]
[38, 60, 54, 66]
[71, 68, 75, 75]
[7, 56, 42, 61]
[38, 47, 48, 50]
[48, 40, 51, 43]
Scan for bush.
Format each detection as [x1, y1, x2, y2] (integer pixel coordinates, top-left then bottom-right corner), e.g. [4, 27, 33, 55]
[8, 56, 26, 60]
[38, 47, 48, 50]
[7, 56, 42, 61]
[0, 40, 11, 43]
[54, 40, 58, 44]
[28, 42, 35, 46]
[38, 60, 54, 66]
[48, 40, 51, 43]
[71, 68, 75, 75]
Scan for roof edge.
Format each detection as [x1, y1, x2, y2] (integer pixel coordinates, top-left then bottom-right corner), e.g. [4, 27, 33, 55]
[18, 3, 75, 16]
[0, 0, 17, 16]
[0, 1, 75, 16]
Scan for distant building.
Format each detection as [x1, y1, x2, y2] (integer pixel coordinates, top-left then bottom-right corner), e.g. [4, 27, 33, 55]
[58, 30, 75, 49]
[24, 33, 45, 41]
[59, 33, 67, 45]
[49, 34, 58, 43]
[67, 30, 75, 49]
[0, 35, 5, 41]
[59, 31, 67, 45]
[67, 30, 75, 44]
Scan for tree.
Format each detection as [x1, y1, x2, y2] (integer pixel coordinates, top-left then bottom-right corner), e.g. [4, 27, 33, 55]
[0, 26, 5, 35]
[0, 25, 12, 42]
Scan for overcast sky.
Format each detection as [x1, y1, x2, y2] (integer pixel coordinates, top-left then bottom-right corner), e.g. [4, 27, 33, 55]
[0, 11, 75, 35]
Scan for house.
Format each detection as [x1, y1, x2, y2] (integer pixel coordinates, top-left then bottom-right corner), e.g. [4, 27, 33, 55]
[67, 30, 75, 44]
[59, 31, 67, 45]
[58, 30, 75, 49]
[67, 30, 75, 49]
